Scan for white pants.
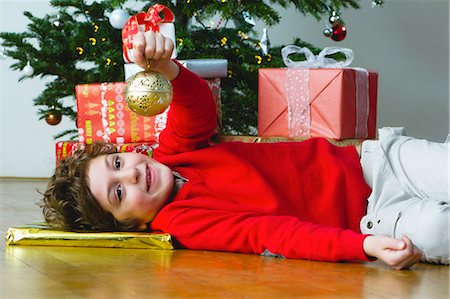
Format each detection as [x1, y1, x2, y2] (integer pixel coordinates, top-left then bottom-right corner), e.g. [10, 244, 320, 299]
[360, 127, 449, 264]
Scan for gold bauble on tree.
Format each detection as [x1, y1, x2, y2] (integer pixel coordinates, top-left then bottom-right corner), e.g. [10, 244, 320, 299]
[124, 66, 173, 116]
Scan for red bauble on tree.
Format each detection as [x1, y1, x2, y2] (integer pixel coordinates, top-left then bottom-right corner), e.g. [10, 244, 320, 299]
[323, 10, 347, 42]
[331, 23, 347, 41]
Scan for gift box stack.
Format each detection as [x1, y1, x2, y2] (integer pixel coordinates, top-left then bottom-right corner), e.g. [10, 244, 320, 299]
[258, 46, 378, 140]
[56, 4, 227, 163]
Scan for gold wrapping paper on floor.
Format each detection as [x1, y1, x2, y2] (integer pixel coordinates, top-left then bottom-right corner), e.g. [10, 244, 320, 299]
[5, 226, 173, 250]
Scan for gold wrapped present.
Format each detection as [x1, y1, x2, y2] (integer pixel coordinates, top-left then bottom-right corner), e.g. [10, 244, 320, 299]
[5, 225, 173, 250]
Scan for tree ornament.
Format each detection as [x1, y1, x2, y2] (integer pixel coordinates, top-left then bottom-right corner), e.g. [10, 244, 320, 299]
[323, 28, 333, 38]
[372, 0, 384, 7]
[331, 23, 347, 41]
[45, 110, 62, 126]
[260, 28, 270, 56]
[220, 37, 228, 46]
[124, 63, 173, 116]
[242, 11, 256, 26]
[76, 46, 84, 55]
[22, 62, 34, 76]
[324, 9, 347, 42]
[53, 15, 65, 29]
[0, 47, 6, 60]
[109, 8, 130, 29]
[329, 11, 340, 25]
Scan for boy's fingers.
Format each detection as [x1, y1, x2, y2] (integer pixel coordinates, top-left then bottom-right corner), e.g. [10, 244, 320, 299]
[132, 32, 145, 51]
[401, 235, 412, 245]
[400, 236, 417, 252]
[144, 31, 156, 60]
[152, 33, 165, 60]
[129, 31, 174, 71]
[161, 38, 174, 60]
[131, 32, 147, 68]
[381, 236, 405, 251]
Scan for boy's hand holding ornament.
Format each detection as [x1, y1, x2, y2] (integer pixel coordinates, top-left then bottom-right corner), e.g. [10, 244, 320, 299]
[125, 31, 178, 117]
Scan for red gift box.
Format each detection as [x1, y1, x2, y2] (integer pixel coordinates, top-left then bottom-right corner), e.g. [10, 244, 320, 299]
[258, 68, 378, 140]
[55, 141, 158, 164]
[76, 78, 222, 144]
[55, 141, 83, 163]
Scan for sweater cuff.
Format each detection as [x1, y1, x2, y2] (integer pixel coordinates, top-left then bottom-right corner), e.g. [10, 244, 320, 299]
[339, 231, 374, 262]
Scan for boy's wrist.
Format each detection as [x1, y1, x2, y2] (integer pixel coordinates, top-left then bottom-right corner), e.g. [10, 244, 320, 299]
[363, 235, 377, 260]
[164, 60, 180, 81]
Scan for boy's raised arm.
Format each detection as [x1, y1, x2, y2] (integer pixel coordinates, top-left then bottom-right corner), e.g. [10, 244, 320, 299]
[131, 31, 217, 155]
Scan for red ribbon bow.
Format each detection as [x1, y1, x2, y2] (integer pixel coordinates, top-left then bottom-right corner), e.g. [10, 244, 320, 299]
[122, 4, 174, 61]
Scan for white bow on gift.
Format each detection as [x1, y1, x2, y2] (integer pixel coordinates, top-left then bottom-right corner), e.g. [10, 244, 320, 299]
[281, 45, 354, 69]
[280, 45, 369, 139]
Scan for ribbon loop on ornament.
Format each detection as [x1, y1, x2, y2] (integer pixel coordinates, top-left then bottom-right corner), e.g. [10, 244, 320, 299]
[281, 45, 354, 69]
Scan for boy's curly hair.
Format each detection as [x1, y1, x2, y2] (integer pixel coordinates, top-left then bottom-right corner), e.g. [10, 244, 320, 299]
[40, 142, 139, 231]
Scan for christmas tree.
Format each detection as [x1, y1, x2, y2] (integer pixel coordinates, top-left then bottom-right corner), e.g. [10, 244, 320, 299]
[0, 0, 367, 139]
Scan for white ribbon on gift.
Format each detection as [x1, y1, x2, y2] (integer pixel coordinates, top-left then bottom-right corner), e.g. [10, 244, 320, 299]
[281, 45, 369, 138]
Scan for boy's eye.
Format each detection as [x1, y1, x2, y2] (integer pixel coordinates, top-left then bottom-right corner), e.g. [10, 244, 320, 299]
[116, 184, 123, 202]
[114, 156, 121, 170]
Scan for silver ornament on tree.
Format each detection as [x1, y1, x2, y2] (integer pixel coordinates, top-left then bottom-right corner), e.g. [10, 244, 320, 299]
[53, 15, 65, 29]
[242, 11, 256, 26]
[124, 60, 173, 117]
[233, 11, 256, 28]
[22, 61, 34, 76]
[109, 8, 130, 29]
[0, 47, 7, 60]
[372, 0, 384, 7]
[260, 28, 270, 56]
[323, 28, 333, 38]
[329, 11, 340, 25]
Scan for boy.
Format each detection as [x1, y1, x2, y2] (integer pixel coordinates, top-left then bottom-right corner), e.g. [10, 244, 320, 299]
[42, 31, 449, 269]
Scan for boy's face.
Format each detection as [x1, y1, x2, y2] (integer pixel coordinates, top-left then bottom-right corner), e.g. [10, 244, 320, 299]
[87, 152, 174, 229]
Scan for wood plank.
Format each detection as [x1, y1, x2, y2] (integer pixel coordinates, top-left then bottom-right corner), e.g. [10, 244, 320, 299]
[1, 179, 448, 299]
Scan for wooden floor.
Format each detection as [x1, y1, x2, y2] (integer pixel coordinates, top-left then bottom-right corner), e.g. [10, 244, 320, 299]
[1, 179, 449, 299]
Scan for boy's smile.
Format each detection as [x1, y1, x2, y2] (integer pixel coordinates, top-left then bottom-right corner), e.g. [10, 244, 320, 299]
[87, 152, 174, 228]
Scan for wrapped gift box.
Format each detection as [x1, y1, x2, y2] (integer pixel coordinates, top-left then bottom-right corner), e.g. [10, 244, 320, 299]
[258, 68, 378, 140]
[76, 78, 222, 144]
[124, 59, 228, 80]
[6, 225, 173, 250]
[55, 141, 83, 162]
[55, 141, 158, 164]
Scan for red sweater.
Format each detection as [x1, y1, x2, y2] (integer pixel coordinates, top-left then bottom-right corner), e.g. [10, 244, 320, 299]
[151, 64, 372, 262]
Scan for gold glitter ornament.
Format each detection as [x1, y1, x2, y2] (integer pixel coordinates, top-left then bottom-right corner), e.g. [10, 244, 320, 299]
[125, 62, 173, 116]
